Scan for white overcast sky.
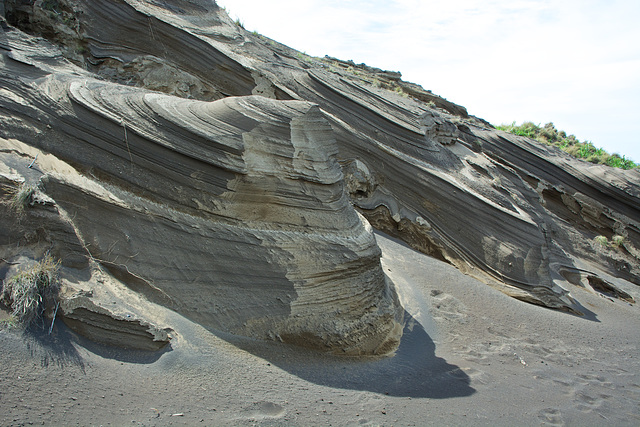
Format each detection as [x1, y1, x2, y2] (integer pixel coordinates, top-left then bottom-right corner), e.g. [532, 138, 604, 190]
[216, 0, 640, 162]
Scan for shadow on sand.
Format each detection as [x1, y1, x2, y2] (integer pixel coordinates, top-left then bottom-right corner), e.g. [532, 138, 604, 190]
[20, 318, 171, 366]
[18, 321, 86, 371]
[227, 310, 475, 399]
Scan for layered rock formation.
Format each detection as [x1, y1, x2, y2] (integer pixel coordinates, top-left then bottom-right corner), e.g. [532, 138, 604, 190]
[0, 6, 402, 354]
[1, 0, 639, 352]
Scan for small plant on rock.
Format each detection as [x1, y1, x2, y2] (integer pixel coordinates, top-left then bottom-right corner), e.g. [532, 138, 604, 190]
[296, 52, 314, 64]
[10, 183, 37, 213]
[496, 121, 639, 170]
[612, 235, 626, 248]
[0, 255, 60, 325]
[594, 235, 609, 247]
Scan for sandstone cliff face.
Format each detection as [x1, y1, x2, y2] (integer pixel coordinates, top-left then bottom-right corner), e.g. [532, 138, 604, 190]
[0, 3, 402, 354]
[0, 0, 638, 351]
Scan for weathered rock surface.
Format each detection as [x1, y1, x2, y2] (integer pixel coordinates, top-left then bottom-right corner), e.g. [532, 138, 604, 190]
[0, 5, 402, 354]
[1, 0, 639, 352]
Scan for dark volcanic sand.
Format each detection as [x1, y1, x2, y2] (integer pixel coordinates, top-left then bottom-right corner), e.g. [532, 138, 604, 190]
[1, 233, 639, 426]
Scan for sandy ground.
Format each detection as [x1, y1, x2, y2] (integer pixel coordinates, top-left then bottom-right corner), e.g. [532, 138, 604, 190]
[1, 232, 639, 426]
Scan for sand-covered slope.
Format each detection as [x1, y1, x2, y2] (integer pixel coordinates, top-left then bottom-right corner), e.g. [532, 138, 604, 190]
[0, 0, 639, 350]
[1, 232, 639, 426]
[1, 1, 640, 425]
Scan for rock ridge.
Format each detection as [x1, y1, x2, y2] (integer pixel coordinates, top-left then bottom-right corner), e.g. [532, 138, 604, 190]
[1, 0, 639, 353]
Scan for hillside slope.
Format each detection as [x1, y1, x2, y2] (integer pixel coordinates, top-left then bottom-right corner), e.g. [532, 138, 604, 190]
[1, 0, 639, 349]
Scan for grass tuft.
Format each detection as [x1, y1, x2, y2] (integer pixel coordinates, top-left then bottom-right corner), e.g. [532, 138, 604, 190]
[496, 121, 638, 170]
[296, 52, 314, 64]
[10, 183, 37, 213]
[0, 255, 60, 325]
[612, 235, 626, 247]
[594, 235, 609, 247]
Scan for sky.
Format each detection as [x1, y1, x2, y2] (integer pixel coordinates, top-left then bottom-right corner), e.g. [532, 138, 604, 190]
[216, 0, 640, 162]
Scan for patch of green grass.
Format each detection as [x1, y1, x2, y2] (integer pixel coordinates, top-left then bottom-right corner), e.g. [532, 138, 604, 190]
[612, 235, 626, 247]
[594, 235, 609, 247]
[0, 255, 60, 325]
[296, 52, 314, 64]
[496, 121, 639, 170]
[498, 121, 539, 138]
[393, 85, 408, 98]
[605, 154, 637, 170]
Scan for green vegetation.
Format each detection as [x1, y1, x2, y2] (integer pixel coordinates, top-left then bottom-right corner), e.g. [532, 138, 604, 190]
[496, 121, 638, 170]
[594, 235, 609, 247]
[0, 255, 60, 325]
[10, 183, 37, 213]
[394, 85, 408, 98]
[612, 235, 627, 248]
[594, 234, 628, 251]
[296, 52, 314, 64]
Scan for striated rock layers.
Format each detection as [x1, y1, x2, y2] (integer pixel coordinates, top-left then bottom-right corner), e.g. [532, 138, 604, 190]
[0, 13, 402, 354]
[1, 0, 639, 351]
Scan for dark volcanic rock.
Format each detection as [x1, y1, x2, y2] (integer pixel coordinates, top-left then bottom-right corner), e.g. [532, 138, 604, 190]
[1, 0, 638, 350]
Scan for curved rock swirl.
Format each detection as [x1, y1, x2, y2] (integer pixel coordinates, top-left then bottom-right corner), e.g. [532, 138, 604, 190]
[284, 69, 578, 309]
[0, 45, 402, 353]
[239, 27, 640, 312]
[2, 0, 639, 324]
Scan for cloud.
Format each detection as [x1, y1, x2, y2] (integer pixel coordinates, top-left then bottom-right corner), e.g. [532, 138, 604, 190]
[217, 0, 640, 161]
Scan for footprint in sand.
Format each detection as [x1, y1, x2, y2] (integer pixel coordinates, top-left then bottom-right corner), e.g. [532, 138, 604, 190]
[574, 391, 611, 414]
[538, 408, 565, 426]
[461, 367, 490, 385]
[238, 401, 285, 420]
[575, 373, 614, 389]
[430, 289, 467, 321]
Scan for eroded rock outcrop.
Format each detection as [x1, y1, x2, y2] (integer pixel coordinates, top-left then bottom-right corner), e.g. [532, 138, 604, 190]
[1, 0, 639, 348]
[0, 14, 402, 353]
